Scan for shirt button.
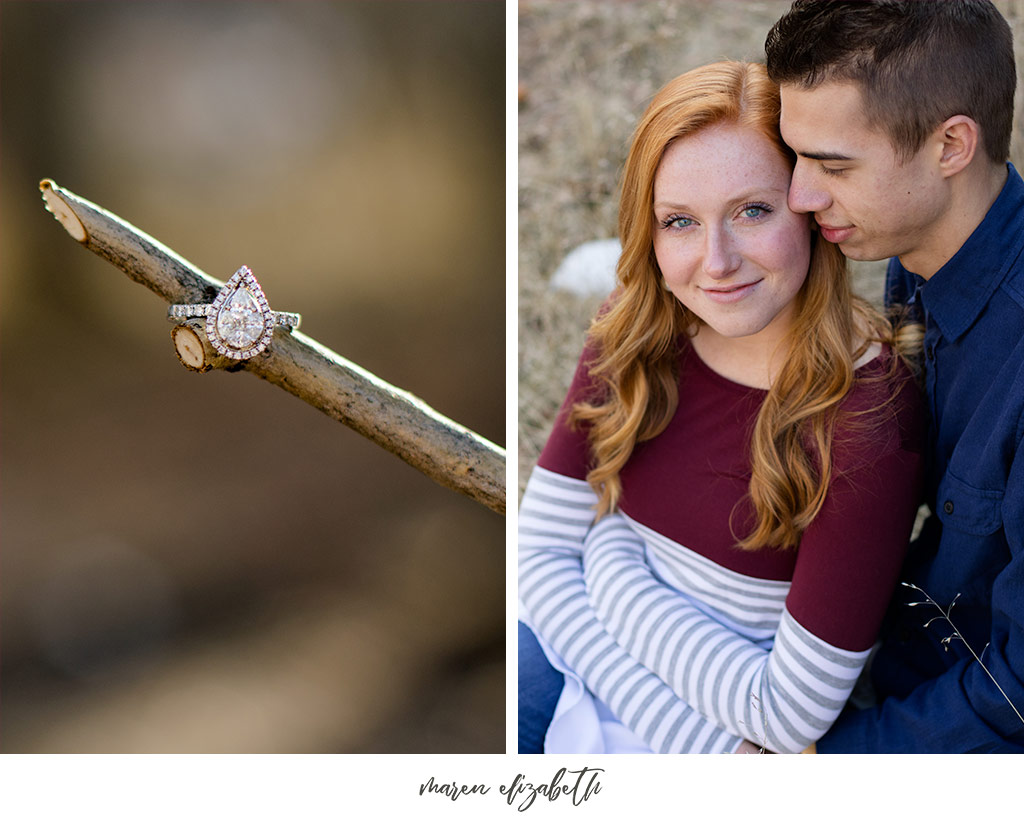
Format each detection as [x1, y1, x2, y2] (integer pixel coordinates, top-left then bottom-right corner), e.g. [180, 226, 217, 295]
[943, 500, 954, 515]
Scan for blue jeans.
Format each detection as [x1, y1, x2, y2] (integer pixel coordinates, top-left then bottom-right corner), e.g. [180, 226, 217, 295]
[518, 621, 564, 753]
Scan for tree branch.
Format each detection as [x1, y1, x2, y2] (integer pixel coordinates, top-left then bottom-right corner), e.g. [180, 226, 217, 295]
[39, 179, 505, 515]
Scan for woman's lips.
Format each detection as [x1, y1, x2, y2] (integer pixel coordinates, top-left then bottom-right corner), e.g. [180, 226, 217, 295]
[701, 279, 762, 304]
[818, 222, 855, 244]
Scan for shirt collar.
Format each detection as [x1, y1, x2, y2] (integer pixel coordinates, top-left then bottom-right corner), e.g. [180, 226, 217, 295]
[892, 163, 1024, 342]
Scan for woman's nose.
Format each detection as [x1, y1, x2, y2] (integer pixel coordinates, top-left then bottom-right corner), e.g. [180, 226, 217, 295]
[702, 227, 741, 279]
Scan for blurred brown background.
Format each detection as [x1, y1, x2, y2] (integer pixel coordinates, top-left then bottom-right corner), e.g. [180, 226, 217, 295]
[1, 1, 504, 753]
[518, 0, 1024, 494]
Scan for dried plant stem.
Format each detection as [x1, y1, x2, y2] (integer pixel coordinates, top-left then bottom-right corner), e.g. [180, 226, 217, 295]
[903, 582, 1024, 727]
[39, 179, 505, 515]
[751, 692, 771, 754]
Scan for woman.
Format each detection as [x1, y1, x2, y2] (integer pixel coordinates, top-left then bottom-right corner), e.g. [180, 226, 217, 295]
[518, 61, 924, 754]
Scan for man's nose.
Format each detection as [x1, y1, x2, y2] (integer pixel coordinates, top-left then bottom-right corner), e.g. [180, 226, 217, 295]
[788, 160, 832, 214]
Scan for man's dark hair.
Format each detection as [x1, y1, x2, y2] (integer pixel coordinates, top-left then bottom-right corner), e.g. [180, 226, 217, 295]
[765, 0, 1015, 163]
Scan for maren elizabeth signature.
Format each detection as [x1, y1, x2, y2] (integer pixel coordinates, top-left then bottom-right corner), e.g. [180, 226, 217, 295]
[419, 766, 604, 811]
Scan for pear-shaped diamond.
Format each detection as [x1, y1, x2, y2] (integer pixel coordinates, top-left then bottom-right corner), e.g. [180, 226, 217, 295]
[205, 266, 275, 359]
[216, 286, 264, 349]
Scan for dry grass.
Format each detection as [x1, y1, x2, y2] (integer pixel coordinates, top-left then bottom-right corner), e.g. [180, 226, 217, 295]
[518, 0, 1024, 494]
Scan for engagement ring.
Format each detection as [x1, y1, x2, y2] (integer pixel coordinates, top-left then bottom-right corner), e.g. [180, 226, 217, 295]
[168, 266, 300, 360]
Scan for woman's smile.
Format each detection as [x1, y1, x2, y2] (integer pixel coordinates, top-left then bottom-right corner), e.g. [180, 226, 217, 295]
[700, 278, 764, 303]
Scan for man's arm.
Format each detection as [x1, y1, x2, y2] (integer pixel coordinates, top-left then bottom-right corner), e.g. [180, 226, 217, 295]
[819, 435, 1024, 752]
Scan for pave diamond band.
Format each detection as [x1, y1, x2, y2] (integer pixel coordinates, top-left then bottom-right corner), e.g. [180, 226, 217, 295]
[168, 304, 301, 327]
[167, 266, 301, 360]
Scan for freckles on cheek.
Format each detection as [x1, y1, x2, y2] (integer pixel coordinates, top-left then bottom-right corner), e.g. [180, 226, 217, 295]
[785, 222, 813, 265]
[654, 246, 684, 284]
[764, 234, 806, 268]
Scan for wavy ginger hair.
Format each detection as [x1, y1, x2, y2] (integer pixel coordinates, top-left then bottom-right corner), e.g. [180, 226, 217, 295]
[570, 61, 909, 549]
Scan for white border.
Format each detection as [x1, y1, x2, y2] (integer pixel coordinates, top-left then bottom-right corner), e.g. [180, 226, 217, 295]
[506, 0, 521, 760]
[0, 754, 1016, 821]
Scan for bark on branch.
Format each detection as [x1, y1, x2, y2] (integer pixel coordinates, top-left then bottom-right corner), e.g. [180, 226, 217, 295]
[39, 179, 505, 515]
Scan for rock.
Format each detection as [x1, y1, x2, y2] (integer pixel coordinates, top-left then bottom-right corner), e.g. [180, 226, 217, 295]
[549, 238, 621, 297]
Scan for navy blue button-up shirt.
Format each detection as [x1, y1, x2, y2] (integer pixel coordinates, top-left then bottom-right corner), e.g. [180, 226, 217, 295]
[820, 164, 1024, 753]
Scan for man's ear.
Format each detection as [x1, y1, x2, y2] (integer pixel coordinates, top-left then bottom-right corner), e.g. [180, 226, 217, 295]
[936, 115, 981, 177]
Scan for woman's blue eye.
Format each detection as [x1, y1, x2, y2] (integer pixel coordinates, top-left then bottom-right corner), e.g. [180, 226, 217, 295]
[662, 215, 693, 229]
[741, 204, 771, 219]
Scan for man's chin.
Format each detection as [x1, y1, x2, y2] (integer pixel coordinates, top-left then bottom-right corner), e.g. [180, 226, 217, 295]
[836, 240, 887, 263]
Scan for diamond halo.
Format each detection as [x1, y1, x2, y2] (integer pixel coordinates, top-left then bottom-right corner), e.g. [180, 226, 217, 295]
[206, 266, 275, 360]
[168, 266, 301, 361]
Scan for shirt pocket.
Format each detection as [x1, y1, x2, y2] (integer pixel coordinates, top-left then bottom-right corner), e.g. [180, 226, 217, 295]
[935, 471, 1004, 536]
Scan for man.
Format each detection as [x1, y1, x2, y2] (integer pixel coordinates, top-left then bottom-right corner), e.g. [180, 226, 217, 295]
[765, 0, 1024, 752]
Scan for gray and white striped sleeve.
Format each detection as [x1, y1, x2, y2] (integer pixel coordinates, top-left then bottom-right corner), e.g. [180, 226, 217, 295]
[518, 465, 742, 753]
[582, 514, 871, 754]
